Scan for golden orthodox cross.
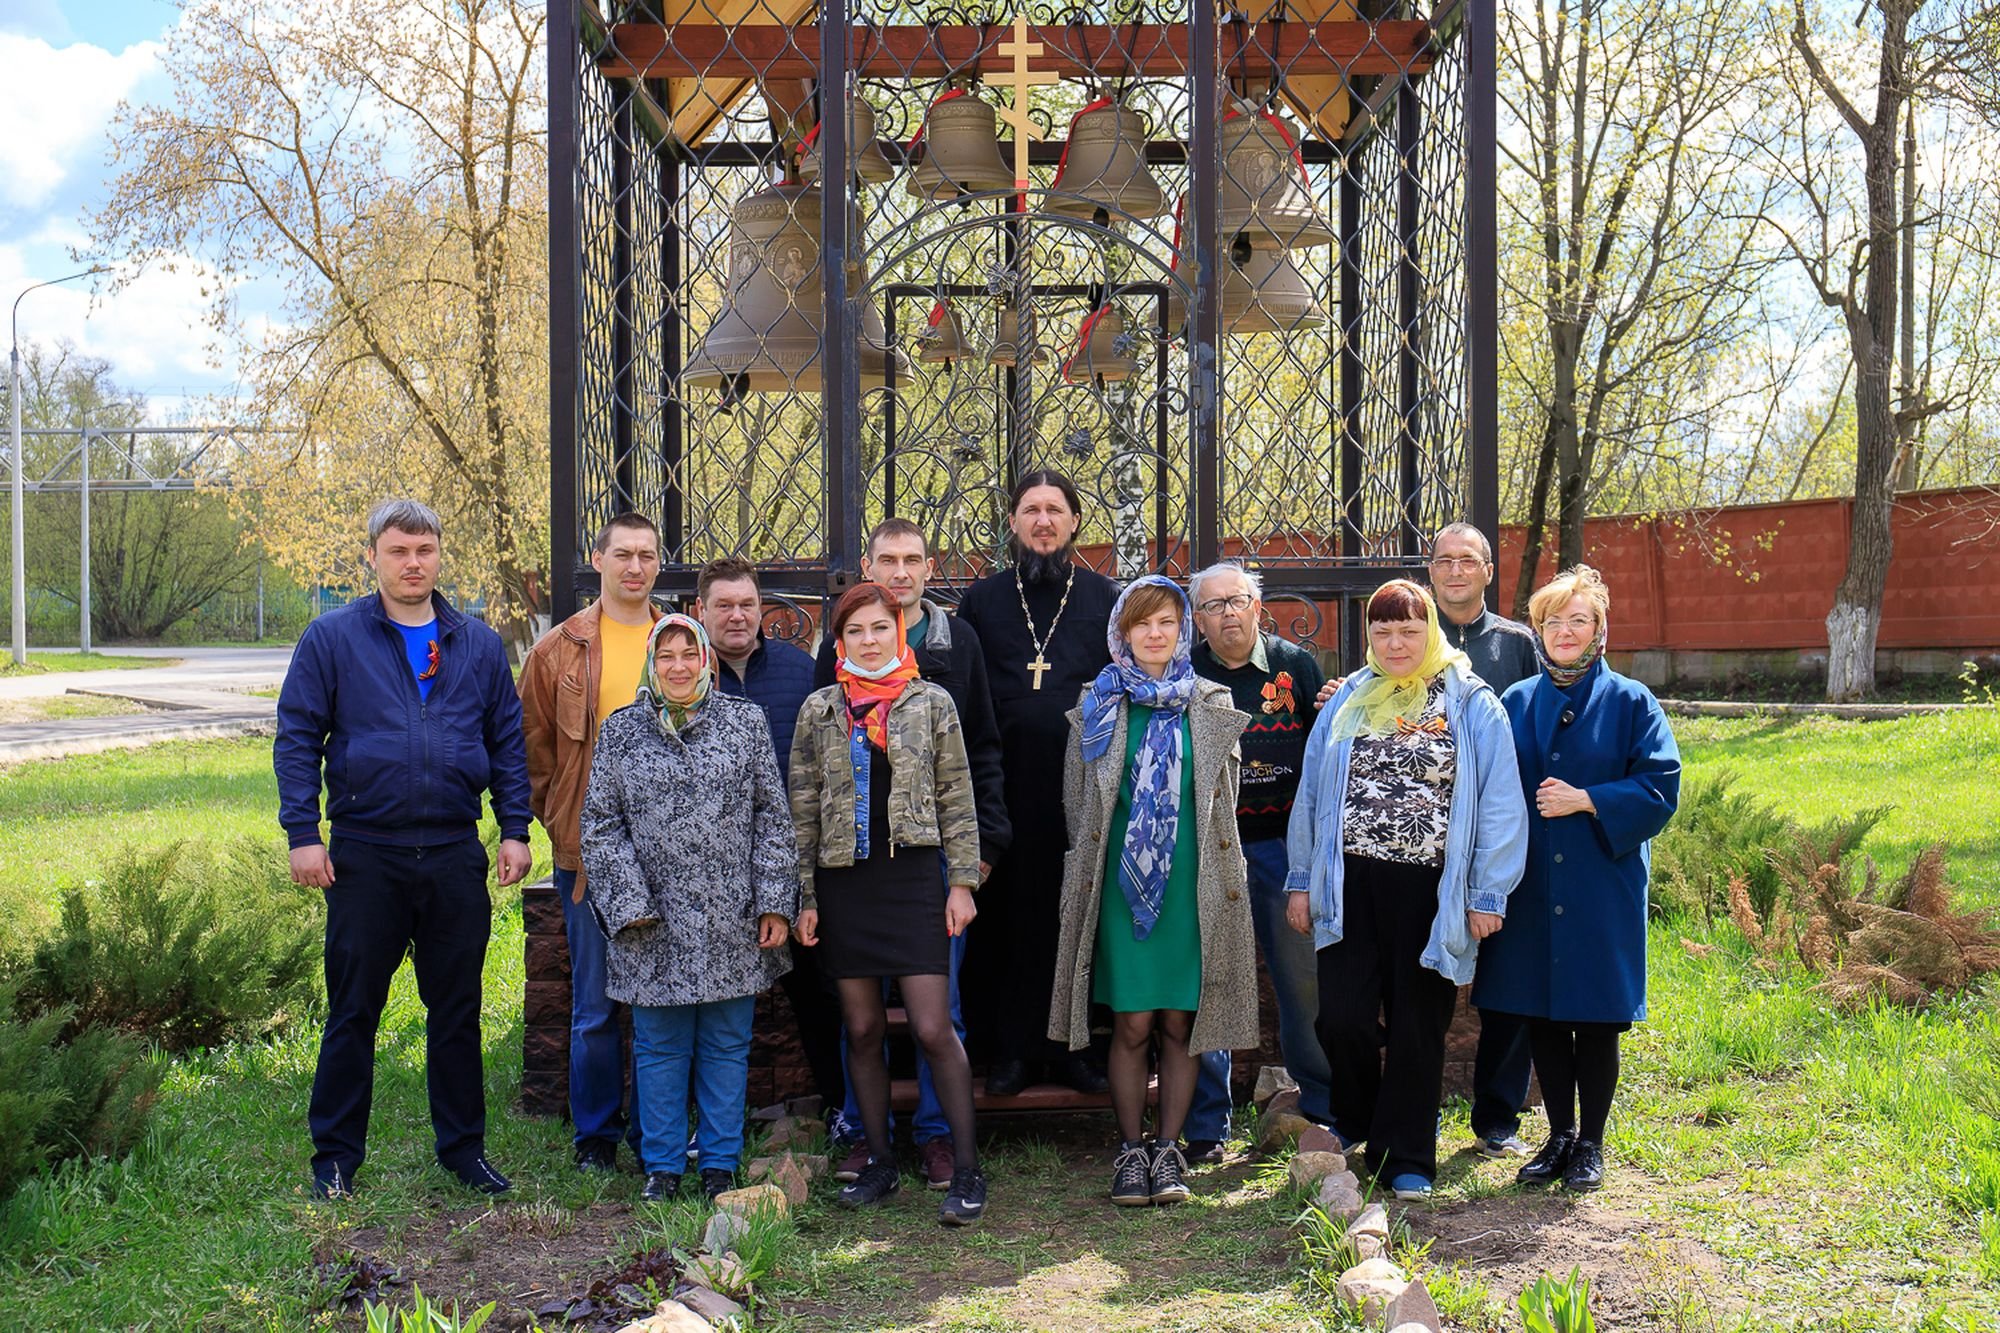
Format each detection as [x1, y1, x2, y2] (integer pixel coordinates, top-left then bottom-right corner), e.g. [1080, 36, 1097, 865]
[1027, 652, 1051, 690]
[994, 15, 1060, 193]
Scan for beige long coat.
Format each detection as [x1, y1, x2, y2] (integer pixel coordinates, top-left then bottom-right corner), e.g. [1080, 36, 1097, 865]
[1047, 681, 1259, 1056]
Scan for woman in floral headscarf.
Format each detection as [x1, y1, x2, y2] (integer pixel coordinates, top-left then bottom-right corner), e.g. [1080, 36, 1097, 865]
[1285, 579, 1528, 1202]
[1048, 575, 1255, 1209]
[582, 614, 800, 1207]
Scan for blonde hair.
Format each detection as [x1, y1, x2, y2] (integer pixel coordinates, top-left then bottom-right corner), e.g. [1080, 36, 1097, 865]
[1117, 581, 1184, 635]
[1528, 564, 1611, 630]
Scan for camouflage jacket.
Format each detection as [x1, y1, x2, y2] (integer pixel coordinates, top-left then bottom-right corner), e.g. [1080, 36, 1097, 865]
[788, 679, 980, 911]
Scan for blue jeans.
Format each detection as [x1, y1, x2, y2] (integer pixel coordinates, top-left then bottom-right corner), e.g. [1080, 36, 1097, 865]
[557, 868, 642, 1152]
[631, 995, 756, 1175]
[1187, 837, 1334, 1140]
[839, 874, 967, 1145]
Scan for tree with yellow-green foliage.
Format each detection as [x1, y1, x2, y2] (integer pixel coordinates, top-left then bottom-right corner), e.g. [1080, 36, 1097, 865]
[90, 0, 549, 645]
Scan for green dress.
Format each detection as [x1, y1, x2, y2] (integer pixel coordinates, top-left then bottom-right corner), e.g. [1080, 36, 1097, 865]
[1092, 704, 1203, 1012]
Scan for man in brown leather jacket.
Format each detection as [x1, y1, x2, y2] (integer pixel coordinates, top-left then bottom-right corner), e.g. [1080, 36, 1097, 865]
[518, 511, 662, 1171]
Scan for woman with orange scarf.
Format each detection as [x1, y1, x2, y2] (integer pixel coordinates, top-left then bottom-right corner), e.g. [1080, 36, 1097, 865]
[790, 583, 987, 1225]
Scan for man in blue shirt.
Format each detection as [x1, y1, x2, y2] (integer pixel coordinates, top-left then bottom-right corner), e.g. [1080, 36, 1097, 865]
[276, 499, 533, 1199]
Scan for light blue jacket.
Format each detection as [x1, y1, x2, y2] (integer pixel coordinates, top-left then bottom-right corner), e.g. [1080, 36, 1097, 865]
[1283, 660, 1529, 984]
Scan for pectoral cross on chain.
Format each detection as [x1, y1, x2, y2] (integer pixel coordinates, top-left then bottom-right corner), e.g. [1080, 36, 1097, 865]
[1027, 653, 1051, 690]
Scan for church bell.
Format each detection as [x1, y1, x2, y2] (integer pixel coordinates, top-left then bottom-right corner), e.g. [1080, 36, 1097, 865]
[1062, 304, 1137, 385]
[797, 96, 896, 186]
[682, 182, 911, 395]
[918, 301, 973, 364]
[1168, 244, 1327, 335]
[907, 89, 1015, 200]
[1217, 100, 1335, 250]
[1047, 100, 1165, 226]
[988, 304, 1050, 368]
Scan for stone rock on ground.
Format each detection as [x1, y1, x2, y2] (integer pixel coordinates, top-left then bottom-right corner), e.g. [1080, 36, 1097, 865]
[615, 1303, 710, 1333]
[1383, 1279, 1444, 1332]
[685, 1251, 748, 1295]
[1316, 1174, 1365, 1219]
[784, 1094, 824, 1118]
[673, 1286, 748, 1324]
[1353, 1233, 1387, 1262]
[1287, 1151, 1347, 1192]
[749, 1103, 787, 1123]
[1253, 1065, 1298, 1112]
[701, 1210, 750, 1256]
[1296, 1124, 1343, 1155]
[712, 1182, 788, 1220]
[1335, 1256, 1409, 1324]
[766, 1154, 810, 1207]
[1390, 1326, 1437, 1333]
[1255, 1088, 1309, 1153]
[761, 1115, 822, 1152]
[1346, 1201, 1390, 1243]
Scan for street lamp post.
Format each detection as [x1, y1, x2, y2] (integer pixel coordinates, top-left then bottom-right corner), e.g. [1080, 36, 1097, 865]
[10, 266, 108, 666]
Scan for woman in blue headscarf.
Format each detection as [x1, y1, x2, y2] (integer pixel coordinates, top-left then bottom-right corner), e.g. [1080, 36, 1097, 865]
[1048, 575, 1256, 1208]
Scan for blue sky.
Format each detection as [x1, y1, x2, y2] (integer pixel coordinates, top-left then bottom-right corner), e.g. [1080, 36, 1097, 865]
[2, 1, 264, 420]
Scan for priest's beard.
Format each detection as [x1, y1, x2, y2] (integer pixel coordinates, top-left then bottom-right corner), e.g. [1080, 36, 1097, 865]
[1011, 539, 1077, 586]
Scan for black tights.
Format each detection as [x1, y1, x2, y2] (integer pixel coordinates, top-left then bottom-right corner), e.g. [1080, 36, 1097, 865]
[1107, 1010, 1196, 1145]
[838, 975, 977, 1172]
[1529, 1020, 1623, 1142]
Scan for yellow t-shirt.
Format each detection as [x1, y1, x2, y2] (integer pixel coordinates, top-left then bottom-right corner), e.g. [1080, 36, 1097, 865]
[596, 614, 653, 737]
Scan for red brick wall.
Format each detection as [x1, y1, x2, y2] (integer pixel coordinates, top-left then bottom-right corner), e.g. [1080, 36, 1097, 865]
[1494, 487, 2000, 653]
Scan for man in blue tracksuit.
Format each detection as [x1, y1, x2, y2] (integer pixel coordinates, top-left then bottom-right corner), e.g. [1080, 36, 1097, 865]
[275, 498, 533, 1199]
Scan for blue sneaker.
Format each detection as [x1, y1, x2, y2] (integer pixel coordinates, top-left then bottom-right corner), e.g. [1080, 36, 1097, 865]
[1389, 1172, 1433, 1201]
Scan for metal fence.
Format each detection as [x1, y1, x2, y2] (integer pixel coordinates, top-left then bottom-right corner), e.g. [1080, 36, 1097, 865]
[549, 0, 1496, 662]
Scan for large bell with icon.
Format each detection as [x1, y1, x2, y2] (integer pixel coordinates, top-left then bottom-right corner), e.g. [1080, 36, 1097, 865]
[797, 96, 896, 185]
[907, 89, 1015, 200]
[989, 303, 1051, 367]
[1217, 99, 1335, 250]
[918, 300, 973, 364]
[682, 182, 911, 395]
[1062, 304, 1137, 384]
[1047, 100, 1165, 226]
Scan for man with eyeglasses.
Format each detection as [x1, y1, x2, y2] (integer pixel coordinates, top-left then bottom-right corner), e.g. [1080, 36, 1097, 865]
[1180, 561, 1330, 1161]
[1426, 522, 1540, 1160]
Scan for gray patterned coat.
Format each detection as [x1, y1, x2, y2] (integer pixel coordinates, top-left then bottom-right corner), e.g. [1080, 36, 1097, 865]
[582, 693, 798, 1007]
[1048, 681, 1259, 1056]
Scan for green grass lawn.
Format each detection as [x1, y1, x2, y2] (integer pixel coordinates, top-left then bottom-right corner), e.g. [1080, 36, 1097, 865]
[1674, 709, 2000, 903]
[0, 693, 144, 726]
[0, 718, 1996, 1331]
[0, 651, 178, 676]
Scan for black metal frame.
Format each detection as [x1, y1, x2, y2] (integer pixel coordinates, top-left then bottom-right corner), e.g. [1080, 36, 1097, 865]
[547, 0, 1499, 664]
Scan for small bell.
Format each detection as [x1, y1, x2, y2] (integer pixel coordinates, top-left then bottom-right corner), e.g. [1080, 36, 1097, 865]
[1047, 99, 1165, 226]
[907, 88, 1015, 200]
[797, 97, 896, 185]
[989, 304, 1050, 367]
[918, 301, 973, 364]
[1223, 248, 1327, 334]
[1062, 304, 1137, 385]
[1218, 99, 1335, 250]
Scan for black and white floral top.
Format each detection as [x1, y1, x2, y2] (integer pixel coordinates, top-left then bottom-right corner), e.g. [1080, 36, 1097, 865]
[1341, 676, 1458, 867]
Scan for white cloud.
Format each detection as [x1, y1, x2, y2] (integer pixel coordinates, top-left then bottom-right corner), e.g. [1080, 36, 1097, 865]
[0, 34, 159, 211]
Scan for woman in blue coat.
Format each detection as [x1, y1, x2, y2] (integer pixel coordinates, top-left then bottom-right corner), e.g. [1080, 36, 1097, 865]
[1472, 565, 1680, 1193]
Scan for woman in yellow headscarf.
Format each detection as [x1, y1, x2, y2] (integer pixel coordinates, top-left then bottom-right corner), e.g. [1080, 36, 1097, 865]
[1281, 579, 1529, 1201]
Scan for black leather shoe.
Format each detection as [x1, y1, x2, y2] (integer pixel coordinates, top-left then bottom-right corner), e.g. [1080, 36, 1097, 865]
[310, 1163, 353, 1200]
[574, 1140, 617, 1174]
[1053, 1056, 1110, 1095]
[1516, 1130, 1576, 1186]
[1562, 1138, 1605, 1192]
[701, 1168, 736, 1201]
[641, 1171, 681, 1202]
[449, 1155, 513, 1195]
[1181, 1138, 1226, 1165]
[984, 1059, 1032, 1098]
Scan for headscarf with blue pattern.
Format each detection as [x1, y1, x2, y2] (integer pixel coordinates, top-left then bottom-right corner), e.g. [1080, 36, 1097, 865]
[1078, 575, 1198, 941]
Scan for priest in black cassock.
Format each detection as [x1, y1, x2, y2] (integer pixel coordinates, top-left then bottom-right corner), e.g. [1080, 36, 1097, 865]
[955, 469, 1120, 1096]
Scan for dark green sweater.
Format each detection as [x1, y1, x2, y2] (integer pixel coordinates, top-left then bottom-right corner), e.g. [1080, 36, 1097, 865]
[1191, 633, 1327, 844]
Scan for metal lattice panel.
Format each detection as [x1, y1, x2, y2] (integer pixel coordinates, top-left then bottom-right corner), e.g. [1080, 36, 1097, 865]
[550, 0, 1496, 656]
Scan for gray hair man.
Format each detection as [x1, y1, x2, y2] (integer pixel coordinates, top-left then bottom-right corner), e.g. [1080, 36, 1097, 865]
[1179, 560, 1333, 1158]
[1426, 521, 1539, 1160]
[275, 497, 532, 1200]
